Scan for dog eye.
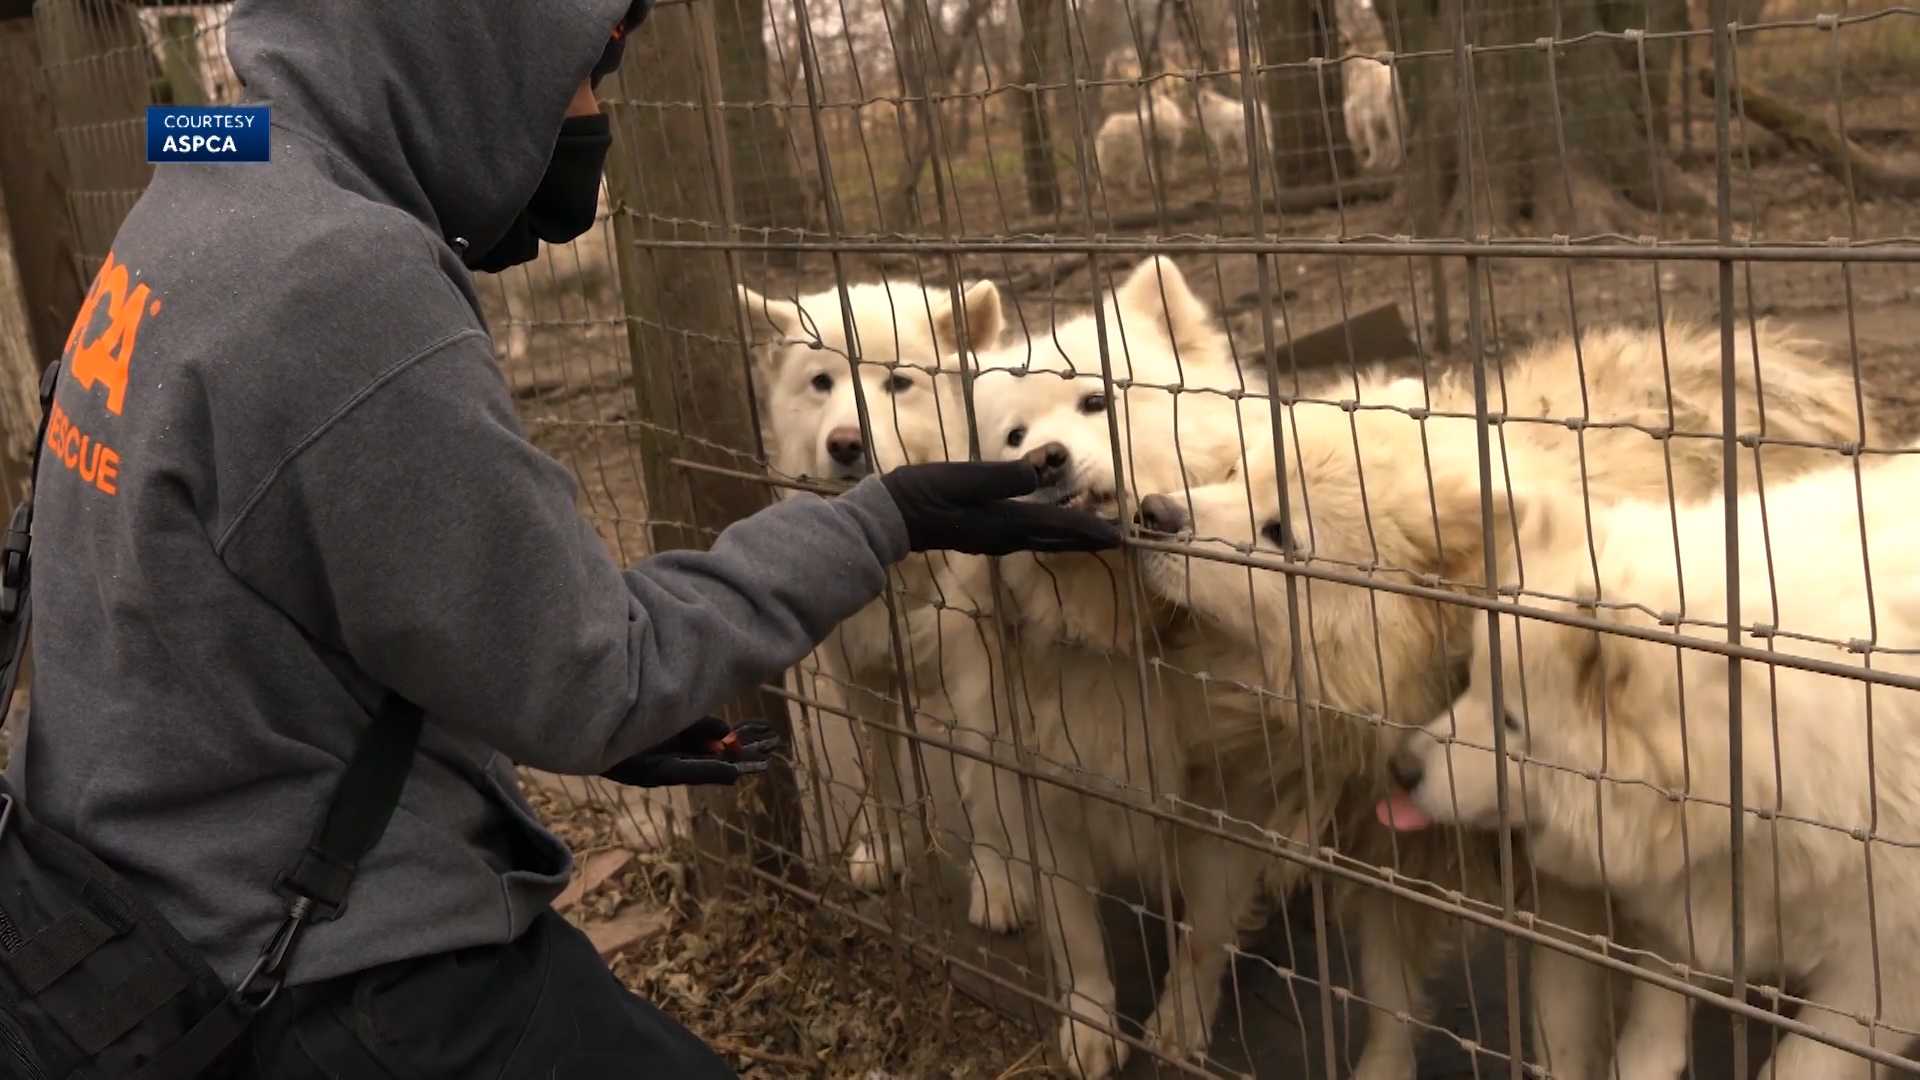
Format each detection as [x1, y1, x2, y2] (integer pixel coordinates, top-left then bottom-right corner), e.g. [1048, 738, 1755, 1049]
[1259, 519, 1293, 550]
[1079, 392, 1108, 415]
[885, 373, 914, 394]
[810, 373, 833, 393]
[1006, 426, 1027, 448]
[1502, 709, 1523, 734]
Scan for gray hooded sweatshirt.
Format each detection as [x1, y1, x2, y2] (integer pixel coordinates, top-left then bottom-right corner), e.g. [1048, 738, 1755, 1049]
[12, 0, 906, 988]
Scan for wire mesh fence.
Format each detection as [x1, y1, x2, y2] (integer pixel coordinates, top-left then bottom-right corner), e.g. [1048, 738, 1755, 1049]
[12, 0, 1920, 1075]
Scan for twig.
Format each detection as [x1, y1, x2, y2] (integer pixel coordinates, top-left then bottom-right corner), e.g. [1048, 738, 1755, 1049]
[710, 1038, 821, 1073]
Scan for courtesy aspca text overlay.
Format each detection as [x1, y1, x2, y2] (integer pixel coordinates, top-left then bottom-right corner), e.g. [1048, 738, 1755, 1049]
[146, 106, 270, 163]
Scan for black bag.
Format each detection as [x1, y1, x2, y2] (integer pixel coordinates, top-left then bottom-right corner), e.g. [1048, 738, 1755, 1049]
[0, 359, 424, 1079]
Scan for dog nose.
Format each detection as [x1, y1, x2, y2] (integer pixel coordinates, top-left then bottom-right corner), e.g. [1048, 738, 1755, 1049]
[1135, 494, 1188, 535]
[1022, 442, 1070, 486]
[1389, 753, 1423, 793]
[826, 426, 865, 467]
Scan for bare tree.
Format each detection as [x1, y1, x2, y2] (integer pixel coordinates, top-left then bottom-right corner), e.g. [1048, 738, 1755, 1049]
[1017, 0, 1064, 213]
[1383, 0, 1706, 237]
[883, 0, 997, 227]
[603, 4, 803, 877]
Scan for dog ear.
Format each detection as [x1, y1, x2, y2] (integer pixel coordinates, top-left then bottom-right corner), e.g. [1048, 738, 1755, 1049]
[737, 285, 808, 359]
[1413, 468, 1575, 590]
[1114, 256, 1220, 358]
[930, 280, 1003, 358]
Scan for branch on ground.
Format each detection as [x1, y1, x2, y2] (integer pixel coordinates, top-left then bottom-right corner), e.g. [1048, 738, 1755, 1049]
[1707, 69, 1920, 200]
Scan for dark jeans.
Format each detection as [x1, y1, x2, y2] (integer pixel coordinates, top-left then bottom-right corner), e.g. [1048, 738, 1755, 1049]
[224, 908, 736, 1079]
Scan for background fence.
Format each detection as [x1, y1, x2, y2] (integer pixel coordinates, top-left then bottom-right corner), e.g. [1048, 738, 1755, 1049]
[2, 0, 1919, 1076]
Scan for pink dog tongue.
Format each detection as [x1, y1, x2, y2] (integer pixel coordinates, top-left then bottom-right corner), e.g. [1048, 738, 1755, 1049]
[1376, 790, 1434, 832]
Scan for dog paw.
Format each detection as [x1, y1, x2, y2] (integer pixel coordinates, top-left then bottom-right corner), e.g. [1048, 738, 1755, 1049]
[965, 847, 1034, 933]
[1057, 1015, 1129, 1080]
[1142, 999, 1210, 1063]
[846, 836, 906, 892]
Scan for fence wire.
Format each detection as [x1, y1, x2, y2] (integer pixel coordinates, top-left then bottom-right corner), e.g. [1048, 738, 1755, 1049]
[19, 0, 1920, 1076]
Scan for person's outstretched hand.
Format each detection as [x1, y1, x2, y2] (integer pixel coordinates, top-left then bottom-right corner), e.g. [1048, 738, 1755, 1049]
[880, 461, 1124, 556]
[601, 717, 781, 788]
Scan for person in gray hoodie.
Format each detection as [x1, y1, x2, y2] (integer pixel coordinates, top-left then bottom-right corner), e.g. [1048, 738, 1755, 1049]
[13, 0, 1120, 1075]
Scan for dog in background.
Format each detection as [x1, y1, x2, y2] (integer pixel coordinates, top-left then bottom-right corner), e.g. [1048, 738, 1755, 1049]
[1343, 58, 1406, 174]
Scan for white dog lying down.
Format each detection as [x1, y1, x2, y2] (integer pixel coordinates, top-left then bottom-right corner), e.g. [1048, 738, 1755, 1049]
[1387, 445, 1920, 1080]
[738, 277, 1038, 931]
[1132, 320, 1879, 1078]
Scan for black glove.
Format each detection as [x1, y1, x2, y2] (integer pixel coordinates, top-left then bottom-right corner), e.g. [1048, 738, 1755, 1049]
[600, 718, 781, 788]
[879, 461, 1124, 556]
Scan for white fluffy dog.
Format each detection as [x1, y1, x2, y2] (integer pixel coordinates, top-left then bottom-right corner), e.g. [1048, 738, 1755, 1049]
[1194, 86, 1256, 170]
[960, 257, 1302, 1077]
[1389, 446, 1920, 1079]
[1343, 58, 1405, 174]
[1133, 321, 1879, 1078]
[1095, 86, 1191, 196]
[739, 278, 1037, 932]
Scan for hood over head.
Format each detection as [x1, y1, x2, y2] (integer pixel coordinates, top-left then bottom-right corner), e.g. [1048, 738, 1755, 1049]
[226, 0, 634, 256]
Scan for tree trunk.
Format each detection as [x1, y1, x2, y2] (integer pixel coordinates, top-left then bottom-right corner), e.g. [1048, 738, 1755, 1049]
[154, 14, 209, 105]
[1017, 0, 1062, 214]
[603, 7, 804, 883]
[1259, 0, 1350, 188]
[1605, 0, 1689, 149]
[714, 0, 812, 243]
[1383, 0, 1706, 237]
[882, 0, 996, 228]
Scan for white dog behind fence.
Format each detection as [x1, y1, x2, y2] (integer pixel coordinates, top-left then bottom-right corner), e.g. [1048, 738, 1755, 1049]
[1134, 319, 1879, 1079]
[964, 257, 1318, 1077]
[1095, 87, 1192, 196]
[1343, 58, 1406, 175]
[1390, 445, 1920, 1079]
[737, 277, 1040, 932]
[1194, 86, 1256, 171]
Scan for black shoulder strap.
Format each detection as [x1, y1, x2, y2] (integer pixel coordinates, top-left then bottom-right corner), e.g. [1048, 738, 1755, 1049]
[0, 361, 428, 1078]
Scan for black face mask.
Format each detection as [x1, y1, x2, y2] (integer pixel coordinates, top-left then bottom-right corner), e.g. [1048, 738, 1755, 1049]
[464, 112, 613, 274]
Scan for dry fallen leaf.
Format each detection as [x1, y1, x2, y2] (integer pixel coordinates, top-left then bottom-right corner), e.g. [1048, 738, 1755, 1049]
[584, 903, 672, 957]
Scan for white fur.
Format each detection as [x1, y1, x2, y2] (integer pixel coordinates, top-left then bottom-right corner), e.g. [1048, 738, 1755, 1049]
[1133, 320, 1878, 1078]
[960, 258, 1298, 1076]
[1194, 86, 1255, 170]
[1343, 58, 1406, 174]
[1095, 88, 1191, 196]
[1398, 447, 1920, 1078]
[739, 278, 1037, 932]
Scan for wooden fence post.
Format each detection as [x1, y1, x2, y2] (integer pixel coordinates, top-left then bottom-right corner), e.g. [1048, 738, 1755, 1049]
[602, 0, 806, 886]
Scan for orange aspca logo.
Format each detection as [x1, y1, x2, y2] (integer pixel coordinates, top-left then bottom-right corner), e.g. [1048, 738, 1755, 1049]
[49, 248, 151, 497]
[63, 249, 161, 417]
